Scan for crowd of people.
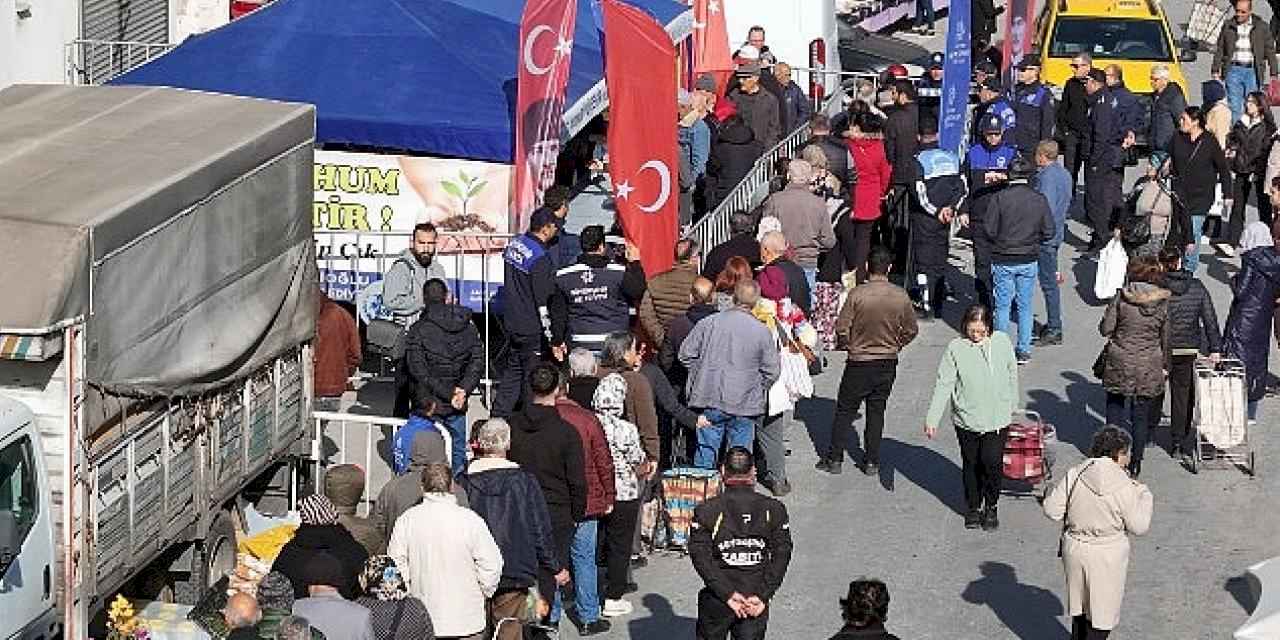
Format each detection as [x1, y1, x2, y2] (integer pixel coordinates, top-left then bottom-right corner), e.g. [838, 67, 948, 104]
[279, 10, 1280, 640]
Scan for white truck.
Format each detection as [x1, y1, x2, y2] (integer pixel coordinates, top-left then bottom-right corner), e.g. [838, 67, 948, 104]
[0, 84, 318, 639]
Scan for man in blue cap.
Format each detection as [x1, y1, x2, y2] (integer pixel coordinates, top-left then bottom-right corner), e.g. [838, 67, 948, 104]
[918, 52, 944, 126]
[962, 113, 1018, 309]
[495, 207, 563, 417]
[1008, 54, 1056, 158]
[972, 77, 1016, 146]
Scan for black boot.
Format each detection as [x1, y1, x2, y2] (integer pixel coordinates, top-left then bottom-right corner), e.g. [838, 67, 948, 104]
[964, 510, 983, 529]
[981, 506, 999, 531]
[815, 457, 843, 474]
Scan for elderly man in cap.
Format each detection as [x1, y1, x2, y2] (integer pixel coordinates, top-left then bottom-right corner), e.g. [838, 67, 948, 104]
[292, 552, 376, 640]
[729, 58, 782, 150]
[272, 495, 369, 599]
[774, 62, 812, 134]
[973, 77, 1016, 146]
[1008, 54, 1056, 158]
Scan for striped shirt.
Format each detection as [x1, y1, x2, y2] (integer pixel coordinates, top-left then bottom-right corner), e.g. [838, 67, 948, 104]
[1235, 17, 1255, 65]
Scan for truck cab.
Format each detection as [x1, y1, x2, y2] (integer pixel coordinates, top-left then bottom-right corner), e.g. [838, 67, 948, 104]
[0, 399, 57, 640]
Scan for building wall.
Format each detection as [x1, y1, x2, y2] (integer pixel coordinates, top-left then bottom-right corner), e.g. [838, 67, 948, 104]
[0, 0, 81, 88]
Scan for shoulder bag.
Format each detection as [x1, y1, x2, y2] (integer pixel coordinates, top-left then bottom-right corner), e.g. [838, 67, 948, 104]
[1057, 460, 1096, 557]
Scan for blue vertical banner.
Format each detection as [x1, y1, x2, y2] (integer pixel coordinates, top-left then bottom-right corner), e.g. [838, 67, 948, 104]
[938, 0, 971, 159]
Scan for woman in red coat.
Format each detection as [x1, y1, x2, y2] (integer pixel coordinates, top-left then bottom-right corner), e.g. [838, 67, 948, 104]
[845, 111, 893, 282]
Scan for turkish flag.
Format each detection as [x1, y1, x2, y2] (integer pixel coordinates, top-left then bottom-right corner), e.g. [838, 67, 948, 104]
[512, 0, 578, 232]
[602, 0, 679, 276]
[691, 0, 733, 95]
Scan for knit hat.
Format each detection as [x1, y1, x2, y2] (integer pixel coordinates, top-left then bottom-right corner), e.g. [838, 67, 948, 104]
[297, 495, 339, 526]
[1202, 79, 1227, 106]
[592, 373, 628, 416]
[256, 572, 295, 611]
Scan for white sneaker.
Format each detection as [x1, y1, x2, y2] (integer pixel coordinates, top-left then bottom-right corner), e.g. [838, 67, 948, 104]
[1201, 236, 1212, 246]
[602, 598, 634, 617]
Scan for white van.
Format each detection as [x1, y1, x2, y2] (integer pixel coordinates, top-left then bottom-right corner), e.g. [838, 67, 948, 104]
[721, 0, 841, 105]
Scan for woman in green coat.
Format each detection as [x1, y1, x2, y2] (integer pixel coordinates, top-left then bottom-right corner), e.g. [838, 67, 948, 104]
[925, 305, 1019, 531]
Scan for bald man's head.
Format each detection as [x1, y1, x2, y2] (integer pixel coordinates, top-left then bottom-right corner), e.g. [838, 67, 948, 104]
[223, 593, 262, 629]
[690, 277, 714, 305]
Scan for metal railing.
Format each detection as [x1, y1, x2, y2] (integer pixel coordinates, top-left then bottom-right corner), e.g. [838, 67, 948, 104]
[313, 411, 453, 518]
[315, 230, 513, 404]
[64, 39, 175, 86]
[688, 122, 814, 253]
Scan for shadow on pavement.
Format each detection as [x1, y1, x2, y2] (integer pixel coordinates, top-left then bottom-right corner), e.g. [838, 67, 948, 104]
[1070, 251, 1102, 307]
[879, 438, 966, 515]
[795, 396, 837, 458]
[628, 593, 696, 638]
[961, 561, 1068, 640]
[1225, 574, 1259, 614]
[1026, 372, 1106, 456]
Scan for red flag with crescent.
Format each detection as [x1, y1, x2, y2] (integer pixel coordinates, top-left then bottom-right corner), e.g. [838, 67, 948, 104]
[512, 0, 578, 232]
[602, 0, 679, 276]
[691, 0, 733, 94]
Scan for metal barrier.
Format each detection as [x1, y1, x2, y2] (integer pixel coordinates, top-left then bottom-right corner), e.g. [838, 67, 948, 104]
[688, 122, 814, 253]
[315, 230, 513, 404]
[64, 39, 174, 85]
[313, 410, 453, 518]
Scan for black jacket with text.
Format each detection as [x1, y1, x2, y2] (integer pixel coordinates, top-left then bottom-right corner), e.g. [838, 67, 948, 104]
[688, 485, 793, 602]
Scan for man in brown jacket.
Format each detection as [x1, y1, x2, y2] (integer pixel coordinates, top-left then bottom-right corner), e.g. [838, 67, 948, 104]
[313, 289, 361, 412]
[818, 246, 918, 476]
[639, 238, 702, 345]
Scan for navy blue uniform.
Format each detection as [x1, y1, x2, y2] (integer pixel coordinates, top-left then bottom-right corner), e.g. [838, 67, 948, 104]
[550, 254, 645, 353]
[1009, 81, 1056, 156]
[973, 98, 1017, 145]
[495, 233, 557, 417]
[1085, 87, 1126, 247]
[963, 142, 1017, 308]
[911, 144, 968, 316]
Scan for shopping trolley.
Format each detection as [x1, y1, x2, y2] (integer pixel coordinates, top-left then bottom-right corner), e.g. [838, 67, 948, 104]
[1002, 409, 1058, 498]
[1192, 358, 1257, 475]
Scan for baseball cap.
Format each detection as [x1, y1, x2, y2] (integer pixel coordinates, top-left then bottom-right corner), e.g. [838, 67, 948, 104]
[979, 76, 1002, 93]
[975, 60, 998, 76]
[981, 114, 1004, 133]
[1016, 54, 1042, 70]
[529, 206, 559, 232]
[695, 73, 718, 92]
[736, 60, 761, 76]
[929, 52, 945, 70]
[1086, 68, 1107, 84]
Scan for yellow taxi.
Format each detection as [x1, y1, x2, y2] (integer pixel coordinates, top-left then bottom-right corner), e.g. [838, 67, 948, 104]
[1035, 0, 1192, 96]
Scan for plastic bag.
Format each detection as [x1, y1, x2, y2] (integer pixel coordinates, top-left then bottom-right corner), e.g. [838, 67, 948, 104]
[1094, 238, 1128, 300]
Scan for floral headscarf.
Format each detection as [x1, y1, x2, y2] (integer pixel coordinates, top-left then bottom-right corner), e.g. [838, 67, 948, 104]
[592, 373, 628, 417]
[359, 555, 408, 601]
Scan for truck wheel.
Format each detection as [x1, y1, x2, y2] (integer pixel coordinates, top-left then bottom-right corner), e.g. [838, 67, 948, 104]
[174, 510, 238, 604]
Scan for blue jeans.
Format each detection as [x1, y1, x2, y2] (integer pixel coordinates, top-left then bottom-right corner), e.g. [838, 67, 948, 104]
[915, 0, 934, 27]
[992, 261, 1039, 354]
[1185, 213, 1206, 274]
[695, 408, 757, 469]
[441, 412, 467, 476]
[1226, 65, 1258, 124]
[551, 519, 600, 624]
[1037, 244, 1062, 334]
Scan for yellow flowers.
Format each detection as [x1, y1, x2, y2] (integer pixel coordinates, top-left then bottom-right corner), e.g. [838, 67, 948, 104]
[106, 594, 147, 640]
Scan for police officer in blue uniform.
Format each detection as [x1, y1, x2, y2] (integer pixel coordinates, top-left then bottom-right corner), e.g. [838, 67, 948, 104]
[910, 118, 967, 319]
[962, 114, 1018, 309]
[549, 224, 646, 355]
[1008, 54, 1056, 158]
[1082, 68, 1125, 252]
[917, 52, 945, 126]
[494, 208, 561, 417]
[973, 77, 1016, 146]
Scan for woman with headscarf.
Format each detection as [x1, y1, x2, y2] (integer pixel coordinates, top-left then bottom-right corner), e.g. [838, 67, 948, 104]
[592, 373, 646, 618]
[1222, 221, 1280, 422]
[354, 556, 434, 640]
[271, 495, 369, 599]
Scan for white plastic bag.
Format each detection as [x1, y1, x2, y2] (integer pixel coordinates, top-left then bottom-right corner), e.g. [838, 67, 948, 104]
[1094, 238, 1129, 300]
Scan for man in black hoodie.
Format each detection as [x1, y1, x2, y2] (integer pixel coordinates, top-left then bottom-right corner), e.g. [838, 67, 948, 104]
[984, 159, 1054, 363]
[461, 418, 567, 637]
[884, 79, 921, 261]
[406, 278, 482, 474]
[507, 363, 595, 631]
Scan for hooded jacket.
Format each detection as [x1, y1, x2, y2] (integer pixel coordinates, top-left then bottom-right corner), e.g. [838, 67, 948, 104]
[405, 303, 483, 416]
[1099, 282, 1171, 398]
[1223, 246, 1280, 400]
[271, 524, 370, 599]
[553, 397, 617, 517]
[592, 374, 647, 502]
[382, 250, 447, 325]
[1163, 271, 1222, 354]
[459, 458, 560, 599]
[507, 404, 589, 528]
[1043, 457, 1153, 630]
[375, 430, 464, 541]
[323, 467, 385, 557]
[706, 118, 765, 209]
[982, 181, 1054, 264]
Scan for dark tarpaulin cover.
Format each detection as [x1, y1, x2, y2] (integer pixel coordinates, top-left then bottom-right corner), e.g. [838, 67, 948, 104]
[110, 0, 692, 162]
[0, 84, 318, 397]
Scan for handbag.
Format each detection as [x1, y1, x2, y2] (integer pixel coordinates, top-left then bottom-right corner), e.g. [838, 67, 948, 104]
[1092, 344, 1108, 380]
[1057, 460, 1097, 557]
[367, 318, 409, 360]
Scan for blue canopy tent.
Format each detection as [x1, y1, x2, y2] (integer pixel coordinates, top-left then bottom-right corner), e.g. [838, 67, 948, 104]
[113, 0, 692, 163]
